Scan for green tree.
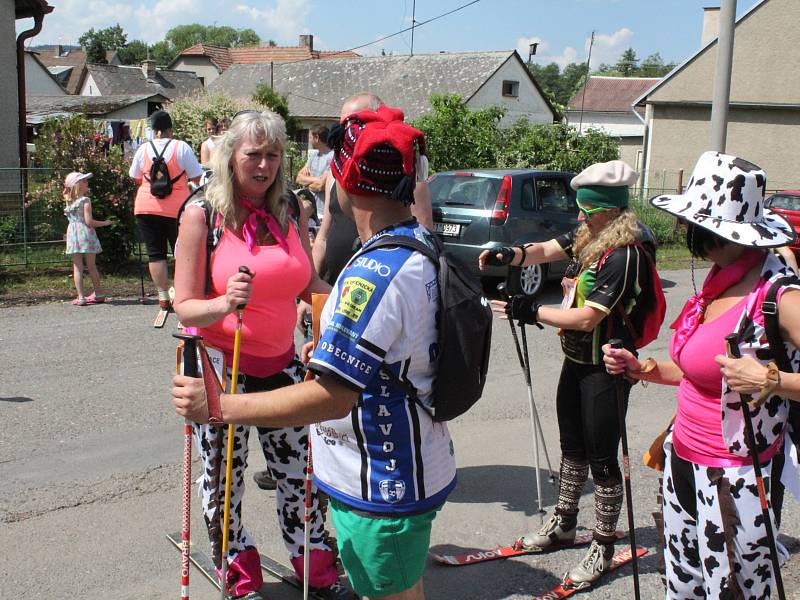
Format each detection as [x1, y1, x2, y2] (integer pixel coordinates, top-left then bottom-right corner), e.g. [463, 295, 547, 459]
[639, 52, 675, 77]
[411, 94, 506, 172]
[85, 38, 108, 64]
[559, 63, 589, 104]
[615, 47, 639, 76]
[165, 23, 261, 56]
[117, 39, 149, 65]
[410, 93, 619, 173]
[79, 24, 127, 52]
[252, 84, 297, 135]
[527, 62, 561, 103]
[149, 40, 174, 66]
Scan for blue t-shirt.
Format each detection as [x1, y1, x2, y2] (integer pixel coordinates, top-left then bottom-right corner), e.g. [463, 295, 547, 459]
[308, 221, 457, 513]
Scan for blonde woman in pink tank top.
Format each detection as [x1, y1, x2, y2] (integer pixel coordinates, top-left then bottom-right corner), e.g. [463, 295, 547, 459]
[604, 152, 800, 599]
[172, 111, 349, 600]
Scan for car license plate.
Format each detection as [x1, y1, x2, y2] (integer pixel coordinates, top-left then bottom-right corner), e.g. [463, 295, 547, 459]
[434, 222, 461, 236]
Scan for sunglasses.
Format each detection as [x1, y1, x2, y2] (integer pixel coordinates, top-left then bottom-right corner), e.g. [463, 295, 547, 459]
[576, 200, 610, 218]
[231, 109, 261, 122]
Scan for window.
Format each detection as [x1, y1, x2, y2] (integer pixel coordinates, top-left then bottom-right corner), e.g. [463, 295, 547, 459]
[537, 179, 573, 213]
[521, 180, 536, 211]
[502, 80, 519, 98]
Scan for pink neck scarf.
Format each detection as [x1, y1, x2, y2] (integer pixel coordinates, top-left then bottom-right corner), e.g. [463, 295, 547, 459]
[240, 199, 289, 253]
[671, 248, 764, 359]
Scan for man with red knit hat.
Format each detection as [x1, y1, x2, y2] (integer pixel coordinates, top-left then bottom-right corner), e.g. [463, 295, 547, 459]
[173, 105, 454, 600]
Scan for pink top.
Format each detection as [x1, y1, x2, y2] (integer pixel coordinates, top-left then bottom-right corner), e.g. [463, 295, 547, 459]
[200, 222, 311, 377]
[671, 298, 747, 466]
[671, 282, 787, 467]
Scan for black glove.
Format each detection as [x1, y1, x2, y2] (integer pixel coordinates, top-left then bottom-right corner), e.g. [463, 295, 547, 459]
[505, 294, 543, 328]
[484, 246, 516, 266]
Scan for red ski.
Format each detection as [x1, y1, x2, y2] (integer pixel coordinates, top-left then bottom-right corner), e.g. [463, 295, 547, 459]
[430, 531, 624, 566]
[530, 546, 648, 599]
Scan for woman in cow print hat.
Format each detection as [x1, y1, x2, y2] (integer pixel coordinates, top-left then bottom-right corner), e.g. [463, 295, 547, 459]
[605, 151, 800, 599]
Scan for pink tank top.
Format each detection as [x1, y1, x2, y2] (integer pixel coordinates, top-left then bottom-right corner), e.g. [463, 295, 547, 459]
[200, 222, 311, 377]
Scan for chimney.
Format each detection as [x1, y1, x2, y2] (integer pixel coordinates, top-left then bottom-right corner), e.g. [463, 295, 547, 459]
[299, 34, 314, 51]
[142, 59, 156, 80]
[702, 6, 721, 46]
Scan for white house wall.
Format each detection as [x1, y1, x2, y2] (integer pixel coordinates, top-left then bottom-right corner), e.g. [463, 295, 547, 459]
[467, 58, 553, 126]
[1, 1, 19, 169]
[564, 111, 644, 137]
[80, 75, 101, 96]
[25, 54, 66, 95]
[171, 57, 220, 87]
[104, 101, 154, 121]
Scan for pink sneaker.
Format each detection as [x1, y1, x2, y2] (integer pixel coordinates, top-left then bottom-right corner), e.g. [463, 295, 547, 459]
[71, 297, 88, 306]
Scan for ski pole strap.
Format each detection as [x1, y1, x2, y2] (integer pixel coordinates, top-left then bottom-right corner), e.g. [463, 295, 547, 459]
[199, 345, 224, 425]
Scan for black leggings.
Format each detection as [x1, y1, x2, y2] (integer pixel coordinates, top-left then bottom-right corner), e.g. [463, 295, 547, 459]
[555, 359, 631, 482]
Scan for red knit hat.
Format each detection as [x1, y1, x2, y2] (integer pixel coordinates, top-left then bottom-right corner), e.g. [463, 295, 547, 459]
[329, 105, 423, 205]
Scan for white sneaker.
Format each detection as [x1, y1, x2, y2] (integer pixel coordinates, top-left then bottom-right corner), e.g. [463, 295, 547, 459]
[518, 513, 577, 550]
[564, 540, 614, 587]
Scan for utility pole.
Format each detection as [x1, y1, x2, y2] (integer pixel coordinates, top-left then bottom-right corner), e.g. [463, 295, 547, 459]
[710, 0, 737, 152]
[578, 31, 595, 135]
[410, 0, 417, 56]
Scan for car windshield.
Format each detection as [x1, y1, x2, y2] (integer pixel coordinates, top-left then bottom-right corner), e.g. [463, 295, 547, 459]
[767, 194, 800, 211]
[430, 174, 501, 209]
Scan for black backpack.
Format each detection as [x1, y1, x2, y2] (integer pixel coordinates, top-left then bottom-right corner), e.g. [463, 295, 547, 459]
[354, 233, 493, 422]
[146, 140, 184, 198]
[762, 275, 800, 440]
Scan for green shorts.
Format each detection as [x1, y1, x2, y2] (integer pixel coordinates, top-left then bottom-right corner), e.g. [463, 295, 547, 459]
[329, 498, 439, 598]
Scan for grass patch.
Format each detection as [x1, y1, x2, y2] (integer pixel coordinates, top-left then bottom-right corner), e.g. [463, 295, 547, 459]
[656, 244, 709, 270]
[0, 261, 152, 306]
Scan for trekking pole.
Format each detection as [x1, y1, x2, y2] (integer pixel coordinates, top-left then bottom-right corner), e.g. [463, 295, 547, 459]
[498, 282, 555, 519]
[609, 339, 641, 600]
[220, 266, 252, 600]
[174, 332, 202, 600]
[725, 334, 786, 600]
[302, 293, 329, 600]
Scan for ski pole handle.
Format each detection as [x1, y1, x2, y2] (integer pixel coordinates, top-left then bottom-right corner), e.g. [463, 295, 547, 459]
[237, 266, 253, 311]
[175, 332, 202, 377]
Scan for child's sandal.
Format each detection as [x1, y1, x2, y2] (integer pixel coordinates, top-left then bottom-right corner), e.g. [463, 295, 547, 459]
[71, 297, 88, 306]
[86, 293, 106, 304]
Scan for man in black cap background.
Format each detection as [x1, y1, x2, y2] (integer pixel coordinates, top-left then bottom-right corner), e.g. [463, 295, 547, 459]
[129, 110, 203, 311]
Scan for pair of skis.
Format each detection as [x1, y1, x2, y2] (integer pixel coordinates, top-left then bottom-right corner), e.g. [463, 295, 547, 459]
[431, 531, 647, 599]
[166, 533, 336, 600]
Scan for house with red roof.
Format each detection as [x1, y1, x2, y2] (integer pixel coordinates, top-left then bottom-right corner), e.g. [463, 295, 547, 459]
[168, 34, 359, 86]
[565, 76, 659, 177]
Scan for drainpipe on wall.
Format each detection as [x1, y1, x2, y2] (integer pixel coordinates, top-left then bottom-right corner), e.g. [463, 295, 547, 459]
[17, 11, 47, 169]
[631, 102, 649, 189]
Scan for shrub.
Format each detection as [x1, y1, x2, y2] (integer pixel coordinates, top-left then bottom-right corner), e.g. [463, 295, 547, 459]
[28, 115, 137, 272]
[169, 92, 257, 153]
[411, 94, 619, 174]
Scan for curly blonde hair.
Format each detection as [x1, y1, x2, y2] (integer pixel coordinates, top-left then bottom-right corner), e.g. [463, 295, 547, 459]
[205, 110, 288, 235]
[572, 209, 641, 265]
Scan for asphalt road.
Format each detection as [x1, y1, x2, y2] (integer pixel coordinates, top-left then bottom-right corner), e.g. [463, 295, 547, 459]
[2, 268, 800, 600]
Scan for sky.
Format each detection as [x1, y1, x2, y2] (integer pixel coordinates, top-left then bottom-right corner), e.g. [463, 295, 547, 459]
[18, 0, 758, 70]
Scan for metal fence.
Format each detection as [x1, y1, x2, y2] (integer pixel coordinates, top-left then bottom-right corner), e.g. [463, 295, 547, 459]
[0, 168, 71, 267]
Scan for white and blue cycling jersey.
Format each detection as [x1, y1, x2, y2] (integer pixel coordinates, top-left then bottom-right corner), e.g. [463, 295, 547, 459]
[308, 220, 457, 514]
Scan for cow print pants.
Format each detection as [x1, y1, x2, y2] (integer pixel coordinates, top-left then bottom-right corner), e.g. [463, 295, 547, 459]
[662, 434, 788, 599]
[192, 359, 331, 567]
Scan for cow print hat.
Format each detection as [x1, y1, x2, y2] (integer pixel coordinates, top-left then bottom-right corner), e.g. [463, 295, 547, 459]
[329, 105, 422, 206]
[651, 151, 796, 248]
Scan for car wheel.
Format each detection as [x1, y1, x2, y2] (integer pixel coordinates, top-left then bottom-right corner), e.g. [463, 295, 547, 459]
[518, 264, 546, 297]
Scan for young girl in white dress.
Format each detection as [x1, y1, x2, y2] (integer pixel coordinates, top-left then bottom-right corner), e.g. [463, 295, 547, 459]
[63, 172, 113, 305]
